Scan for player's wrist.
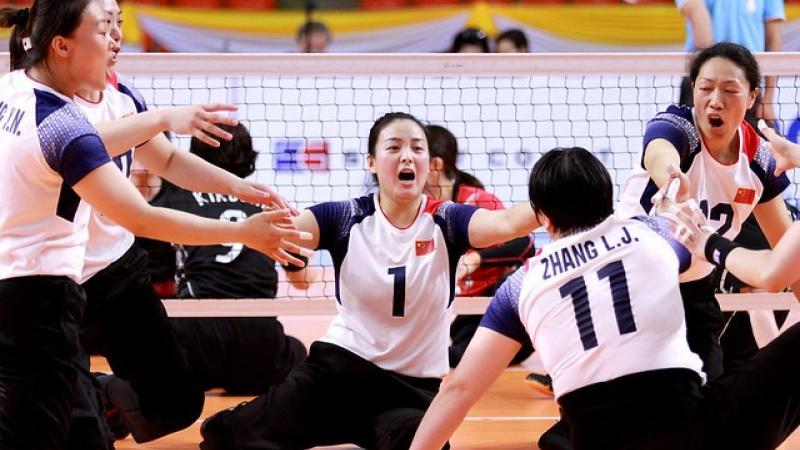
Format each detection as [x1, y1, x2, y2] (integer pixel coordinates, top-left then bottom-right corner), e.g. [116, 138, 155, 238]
[703, 233, 739, 268]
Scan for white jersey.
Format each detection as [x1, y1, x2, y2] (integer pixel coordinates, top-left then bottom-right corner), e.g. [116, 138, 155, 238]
[310, 194, 477, 378]
[481, 215, 704, 399]
[0, 70, 111, 282]
[75, 78, 146, 282]
[618, 105, 789, 281]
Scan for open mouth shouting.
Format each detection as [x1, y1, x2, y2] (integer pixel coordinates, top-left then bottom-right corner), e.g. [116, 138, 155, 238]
[398, 168, 416, 183]
[708, 114, 724, 129]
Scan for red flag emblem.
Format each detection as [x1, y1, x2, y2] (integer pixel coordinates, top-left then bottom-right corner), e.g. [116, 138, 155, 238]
[733, 188, 756, 204]
[415, 239, 435, 256]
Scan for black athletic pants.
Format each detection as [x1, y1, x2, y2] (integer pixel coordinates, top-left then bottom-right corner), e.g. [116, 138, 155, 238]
[0, 276, 111, 450]
[680, 275, 725, 381]
[201, 341, 448, 450]
[81, 245, 204, 442]
[170, 317, 307, 395]
[560, 322, 800, 450]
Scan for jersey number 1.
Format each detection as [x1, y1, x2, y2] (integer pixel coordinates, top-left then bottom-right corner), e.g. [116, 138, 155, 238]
[388, 266, 406, 317]
[559, 260, 636, 351]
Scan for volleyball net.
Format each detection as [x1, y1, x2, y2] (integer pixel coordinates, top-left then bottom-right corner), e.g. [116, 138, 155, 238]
[5, 52, 800, 314]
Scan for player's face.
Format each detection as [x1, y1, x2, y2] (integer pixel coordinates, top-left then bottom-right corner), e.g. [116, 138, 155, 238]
[102, 0, 122, 69]
[66, 1, 114, 92]
[693, 56, 757, 144]
[369, 119, 430, 204]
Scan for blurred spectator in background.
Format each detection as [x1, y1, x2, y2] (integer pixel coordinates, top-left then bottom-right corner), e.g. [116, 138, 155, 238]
[425, 125, 535, 368]
[450, 27, 490, 53]
[495, 28, 529, 53]
[677, 0, 784, 122]
[296, 20, 332, 53]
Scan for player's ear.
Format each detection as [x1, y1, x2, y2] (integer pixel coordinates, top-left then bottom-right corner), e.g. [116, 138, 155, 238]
[366, 154, 377, 174]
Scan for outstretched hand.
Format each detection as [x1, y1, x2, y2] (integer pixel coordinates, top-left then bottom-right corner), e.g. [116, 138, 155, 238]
[760, 125, 800, 177]
[161, 103, 239, 148]
[650, 164, 691, 210]
[654, 196, 715, 261]
[232, 180, 299, 215]
[241, 209, 313, 266]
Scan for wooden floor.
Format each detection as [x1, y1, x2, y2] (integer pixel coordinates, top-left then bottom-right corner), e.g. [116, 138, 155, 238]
[104, 364, 800, 450]
[111, 368, 554, 450]
[102, 314, 800, 449]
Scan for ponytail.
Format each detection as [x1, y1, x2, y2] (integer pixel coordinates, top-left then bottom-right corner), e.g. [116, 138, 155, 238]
[0, 6, 30, 70]
[455, 169, 484, 190]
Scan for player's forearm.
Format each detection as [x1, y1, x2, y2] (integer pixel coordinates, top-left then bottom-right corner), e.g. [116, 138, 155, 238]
[159, 150, 241, 196]
[643, 140, 682, 188]
[409, 382, 474, 450]
[95, 109, 169, 157]
[130, 205, 248, 246]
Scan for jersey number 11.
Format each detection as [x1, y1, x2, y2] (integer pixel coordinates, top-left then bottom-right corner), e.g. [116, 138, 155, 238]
[559, 260, 636, 351]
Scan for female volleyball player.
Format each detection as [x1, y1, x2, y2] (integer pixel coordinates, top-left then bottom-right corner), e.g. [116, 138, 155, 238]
[617, 42, 796, 380]
[410, 147, 800, 450]
[200, 112, 540, 450]
[425, 124, 534, 367]
[72, 0, 304, 442]
[0, 2, 307, 448]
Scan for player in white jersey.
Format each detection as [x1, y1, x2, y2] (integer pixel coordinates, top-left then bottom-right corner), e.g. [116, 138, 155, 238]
[410, 147, 800, 450]
[71, 0, 305, 442]
[0, 3, 309, 449]
[616, 42, 796, 382]
[661, 125, 800, 296]
[200, 112, 541, 450]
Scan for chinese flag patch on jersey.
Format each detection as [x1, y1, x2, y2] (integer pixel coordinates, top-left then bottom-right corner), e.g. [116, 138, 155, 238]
[733, 188, 756, 204]
[415, 239, 435, 256]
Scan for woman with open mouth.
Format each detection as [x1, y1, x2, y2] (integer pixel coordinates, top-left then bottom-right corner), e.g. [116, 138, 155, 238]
[616, 41, 797, 383]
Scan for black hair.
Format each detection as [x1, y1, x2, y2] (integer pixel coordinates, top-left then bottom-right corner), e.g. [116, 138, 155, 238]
[496, 28, 528, 52]
[426, 124, 484, 190]
[450, 27, 489, 53]
[0, 0, 92, 71]
[365, 111, 427, 186]
[528, 147, 613, 236]
[296, 21, 331, 43]
[688, 42, 760, 90]
[189, 123, 257, 178]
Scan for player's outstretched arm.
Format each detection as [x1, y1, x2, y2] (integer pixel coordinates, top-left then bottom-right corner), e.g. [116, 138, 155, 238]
[74, 164, 312, 266]
[753, 197, 800, 298]
[135, 133, 295, 211]
[643, 139, 692, 200]
[467, 203, 540, 249]
[95, 103, 239, 157]
[409, 328, 520, 450]
[761, 127, 800, 176]
[663, 197, 800, 293]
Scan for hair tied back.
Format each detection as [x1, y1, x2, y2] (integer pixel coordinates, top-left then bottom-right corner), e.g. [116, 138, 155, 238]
[13, 7, 29, 27]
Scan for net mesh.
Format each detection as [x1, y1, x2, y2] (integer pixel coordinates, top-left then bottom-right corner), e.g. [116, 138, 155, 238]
[95, 53, 800, 297]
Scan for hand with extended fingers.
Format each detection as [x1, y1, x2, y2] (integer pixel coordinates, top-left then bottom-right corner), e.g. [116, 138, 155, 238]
[651, 169, 715, 261]
[240, 209, 313, 267]
[758, 122, 800, 177]
[231, 179, 299, 215]
[159, 103, 240, 148]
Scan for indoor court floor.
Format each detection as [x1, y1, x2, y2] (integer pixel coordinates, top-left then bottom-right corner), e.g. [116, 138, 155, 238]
[102, 315, 800, 450]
